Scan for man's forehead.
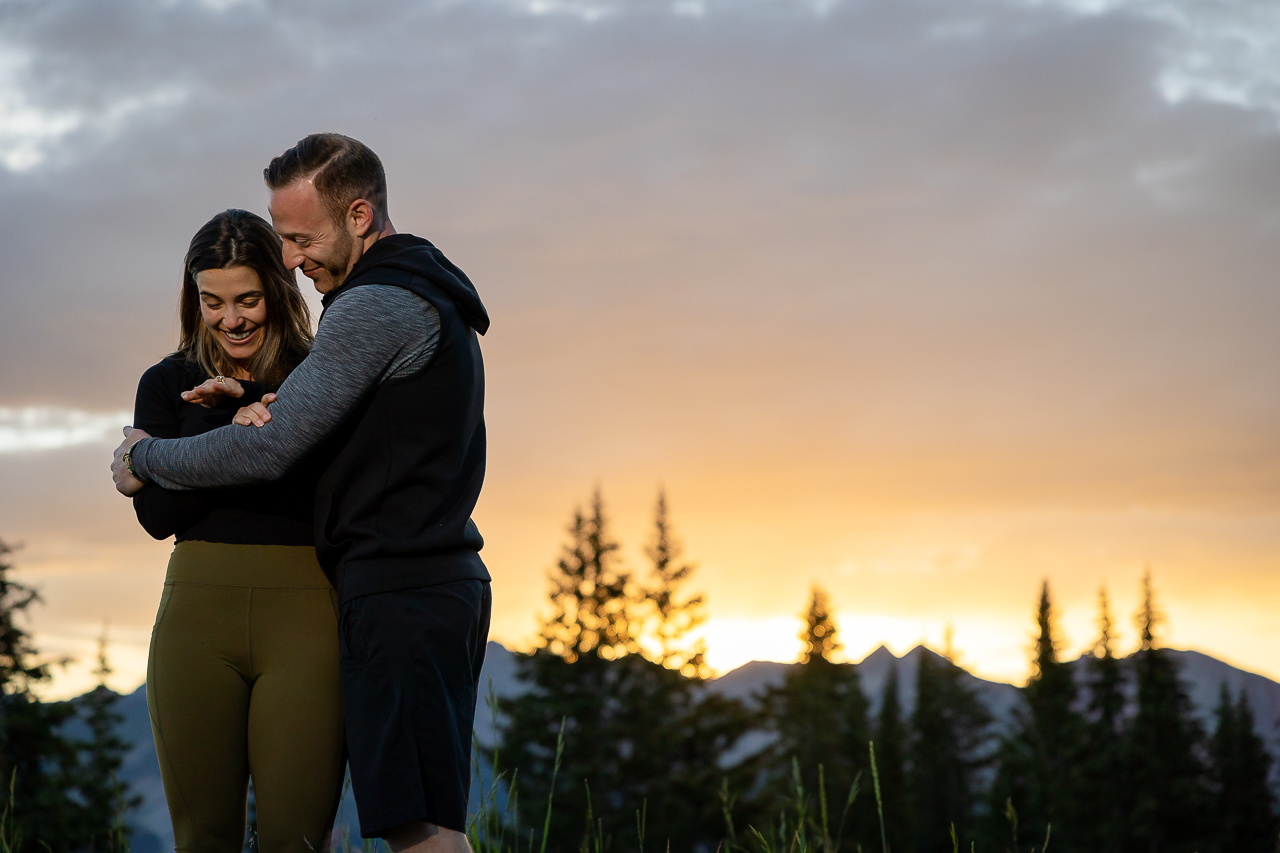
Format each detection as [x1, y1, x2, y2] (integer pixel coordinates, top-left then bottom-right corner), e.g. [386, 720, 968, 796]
[269, 179, 320, 213]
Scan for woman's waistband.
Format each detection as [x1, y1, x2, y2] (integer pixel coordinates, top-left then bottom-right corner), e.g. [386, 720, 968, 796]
[165, 540, 332, 589]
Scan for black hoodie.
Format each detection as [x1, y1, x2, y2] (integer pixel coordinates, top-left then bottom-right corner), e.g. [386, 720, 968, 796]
[314, 233, 491, 601]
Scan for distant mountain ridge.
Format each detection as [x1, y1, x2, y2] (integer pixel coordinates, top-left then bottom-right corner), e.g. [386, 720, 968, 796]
[114, 642, 1280, 849]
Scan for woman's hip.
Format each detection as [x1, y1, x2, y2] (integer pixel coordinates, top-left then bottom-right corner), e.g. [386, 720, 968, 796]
[164, 540, 330, 589]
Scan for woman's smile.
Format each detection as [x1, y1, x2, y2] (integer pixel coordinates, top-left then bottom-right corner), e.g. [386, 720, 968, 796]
[220, 325, 259, 345]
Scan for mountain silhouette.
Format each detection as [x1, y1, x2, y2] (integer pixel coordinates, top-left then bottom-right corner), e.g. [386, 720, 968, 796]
[113, 641, 1280, 849]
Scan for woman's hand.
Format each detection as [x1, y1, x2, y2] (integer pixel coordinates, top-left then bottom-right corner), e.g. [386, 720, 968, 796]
[181, 376, 245, 408]
[232, 393, 277, 428]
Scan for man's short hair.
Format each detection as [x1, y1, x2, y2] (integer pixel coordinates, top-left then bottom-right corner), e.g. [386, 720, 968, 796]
[264, 133, 389, 225]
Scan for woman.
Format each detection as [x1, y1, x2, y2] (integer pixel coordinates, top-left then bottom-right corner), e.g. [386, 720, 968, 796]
[131, 209, 343, 853]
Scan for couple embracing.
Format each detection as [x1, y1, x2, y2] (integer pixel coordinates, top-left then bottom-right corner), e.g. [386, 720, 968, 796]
[110, 133, 491, 853]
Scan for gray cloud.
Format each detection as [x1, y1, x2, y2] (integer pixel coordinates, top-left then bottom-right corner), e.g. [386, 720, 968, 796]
[1, 0, 1278, 512]
[7, 0, 1280, 692]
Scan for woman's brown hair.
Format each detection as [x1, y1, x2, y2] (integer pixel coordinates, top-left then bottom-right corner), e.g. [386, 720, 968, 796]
[178, 209, 313, 387]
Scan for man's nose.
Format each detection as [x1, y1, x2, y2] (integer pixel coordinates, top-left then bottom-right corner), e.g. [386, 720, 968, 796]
[282, 244, 304, 271]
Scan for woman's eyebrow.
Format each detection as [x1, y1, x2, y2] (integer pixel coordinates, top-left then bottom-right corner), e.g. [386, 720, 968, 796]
[197, 289, 265, 299]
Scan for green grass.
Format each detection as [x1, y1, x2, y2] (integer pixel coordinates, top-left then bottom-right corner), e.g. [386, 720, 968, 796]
[461, 736, 1066, 853]
[0, 772, 23, 853]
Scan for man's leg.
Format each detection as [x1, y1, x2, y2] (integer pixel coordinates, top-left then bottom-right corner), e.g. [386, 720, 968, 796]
[384, 821, 471, 853]
[340, 578, 492, 842]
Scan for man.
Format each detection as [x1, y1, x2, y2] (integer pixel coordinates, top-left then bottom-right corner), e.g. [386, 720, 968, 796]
[112, 134, 490, 853]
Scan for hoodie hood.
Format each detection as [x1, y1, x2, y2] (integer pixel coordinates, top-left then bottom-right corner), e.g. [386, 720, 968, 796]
[321, 233, 490, 334]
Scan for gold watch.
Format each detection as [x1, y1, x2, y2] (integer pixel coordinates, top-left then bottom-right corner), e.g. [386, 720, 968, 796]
[122, 448, 139, 479]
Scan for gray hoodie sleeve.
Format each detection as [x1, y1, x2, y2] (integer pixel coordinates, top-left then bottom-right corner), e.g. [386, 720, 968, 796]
[130, 286, 440, 490]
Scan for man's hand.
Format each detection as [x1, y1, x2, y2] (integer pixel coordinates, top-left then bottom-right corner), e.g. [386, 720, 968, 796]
[232, 393, 277, 428]
[111, 426, 151, 496]
[181, 376, 245, 408]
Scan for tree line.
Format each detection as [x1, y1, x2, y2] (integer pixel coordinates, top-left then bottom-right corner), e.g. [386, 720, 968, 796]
[0, 537, 136, 852]
[493, 490, 1279, 853]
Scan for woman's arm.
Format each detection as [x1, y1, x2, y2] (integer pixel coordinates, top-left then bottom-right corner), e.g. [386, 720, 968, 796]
[129, 359, 217, 539]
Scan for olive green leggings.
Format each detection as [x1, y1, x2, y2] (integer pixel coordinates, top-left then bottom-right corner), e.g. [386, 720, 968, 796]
[147, 541, 345, 853]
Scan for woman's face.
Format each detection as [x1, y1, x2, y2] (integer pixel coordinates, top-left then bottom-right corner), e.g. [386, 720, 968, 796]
[196, 266, 268, 362]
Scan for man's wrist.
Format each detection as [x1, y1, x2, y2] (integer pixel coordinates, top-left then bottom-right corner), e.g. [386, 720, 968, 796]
[127, 437, 153, 482]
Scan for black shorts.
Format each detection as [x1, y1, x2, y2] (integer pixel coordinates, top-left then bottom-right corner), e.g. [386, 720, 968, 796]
[338, 578, 492, 837]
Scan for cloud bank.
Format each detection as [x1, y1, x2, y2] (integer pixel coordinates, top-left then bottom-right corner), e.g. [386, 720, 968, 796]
[2, 0, 1279, 691]
[0, 407, 132, 453]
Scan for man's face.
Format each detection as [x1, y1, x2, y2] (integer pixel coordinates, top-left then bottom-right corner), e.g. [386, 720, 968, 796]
[268, 179, 357, 294]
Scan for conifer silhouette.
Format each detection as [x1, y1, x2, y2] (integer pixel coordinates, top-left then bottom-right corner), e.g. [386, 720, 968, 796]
[873, 664, 910, 851]
[984, 581, 1084, 851]
[1208, 683, 1277, 852]
[760, 585, 874, 848]
[908, 644, 991, 853]
[0, 538, 133, 852]
[643, 489, 709, 677]
[1075, 587, 1129, 853]
[500, 491, 753, 853]
[1126, 570, 1212, 853]
[541, 488, 638, 662]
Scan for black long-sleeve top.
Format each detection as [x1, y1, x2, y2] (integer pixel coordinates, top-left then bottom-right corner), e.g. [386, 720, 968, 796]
[131, 355, 315, 545]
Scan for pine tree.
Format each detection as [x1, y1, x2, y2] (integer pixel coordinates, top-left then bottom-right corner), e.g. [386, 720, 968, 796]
[499, 491, 754, 853]
[1125, 570, 1211, 853]
[873, 664, 910, 851]
[1208, 684, 1277, 853]
[0, 539, 83, 852]
[984, 582, 1084, 851]
[0, 539, 51, 697]
[907, 645, 992, 853]
[643, 489, 709, 678]
[1075, 587, 1129, 853]
[760, 586, 874, 848]
[72, 626, 139, 851]
[799, 585, 841, 665]
[541, 488, 638, 661]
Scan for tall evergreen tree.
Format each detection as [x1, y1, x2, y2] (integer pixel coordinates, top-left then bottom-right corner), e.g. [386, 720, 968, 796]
[1208, 684, 1277, 853]
[0, 538, 134, 852]
[984, 582, 1084, 851]
[541, 488, 639, 661]
[1075, 587, 1129, 853]
[760, 586, 874, 848]
[0, 538, 79, 851]
[499, 491, 754, 853]
[907, 646, 992, 853]
[873, 665, 910, 852]
[1125, 571, 1212, 853]
[72, 626, 139, 851]
[643, 489, 709, 678]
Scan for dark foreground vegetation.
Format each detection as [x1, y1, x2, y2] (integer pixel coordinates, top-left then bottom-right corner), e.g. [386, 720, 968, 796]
[0, 539, 136, 852]
[483, 490, 1279, 853]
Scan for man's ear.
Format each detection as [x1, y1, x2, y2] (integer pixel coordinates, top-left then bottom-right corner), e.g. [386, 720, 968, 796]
[347, 198, 378, 238]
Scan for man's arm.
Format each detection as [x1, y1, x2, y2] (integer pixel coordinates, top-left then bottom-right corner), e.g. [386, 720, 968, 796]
[129, 286, 440, 490]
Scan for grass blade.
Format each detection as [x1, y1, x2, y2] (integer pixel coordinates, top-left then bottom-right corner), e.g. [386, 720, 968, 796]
[868, 742, 888, 853]
[539, 717, 568, 853]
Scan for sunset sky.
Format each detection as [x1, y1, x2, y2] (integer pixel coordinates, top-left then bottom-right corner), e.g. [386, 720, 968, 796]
[2, 0, 1278, 698]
